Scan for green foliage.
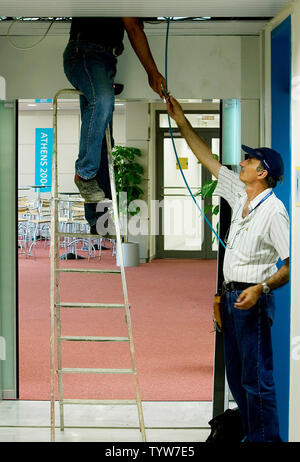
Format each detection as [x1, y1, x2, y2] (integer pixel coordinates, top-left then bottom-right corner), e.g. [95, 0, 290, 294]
[194, 153, 219, 217]
[194, 177, 220, 245]
[112, 145, 145, 216]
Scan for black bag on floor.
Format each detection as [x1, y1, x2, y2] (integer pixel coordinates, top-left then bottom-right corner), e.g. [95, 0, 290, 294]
[206, 408, 244, 443]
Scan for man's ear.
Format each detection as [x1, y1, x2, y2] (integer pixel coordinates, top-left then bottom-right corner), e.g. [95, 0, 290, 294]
[257, 169, 268, 181]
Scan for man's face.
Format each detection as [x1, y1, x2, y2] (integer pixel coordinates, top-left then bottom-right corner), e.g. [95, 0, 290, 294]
[239, 155, 263, 184]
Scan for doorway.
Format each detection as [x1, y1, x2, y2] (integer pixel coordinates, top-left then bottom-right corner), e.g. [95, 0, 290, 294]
[155, 109, 220, 259]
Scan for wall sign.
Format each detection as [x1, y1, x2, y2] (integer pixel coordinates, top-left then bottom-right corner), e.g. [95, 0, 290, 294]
[176, 157, 189, 170]
[35, 128, 53, 192]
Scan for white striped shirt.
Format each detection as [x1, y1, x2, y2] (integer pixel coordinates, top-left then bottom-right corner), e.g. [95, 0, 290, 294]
[214, 166, 290, 283]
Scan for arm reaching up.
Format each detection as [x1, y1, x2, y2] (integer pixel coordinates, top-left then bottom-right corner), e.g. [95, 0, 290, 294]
[166, 95, 221, 178]
[122, 18, 166, 99]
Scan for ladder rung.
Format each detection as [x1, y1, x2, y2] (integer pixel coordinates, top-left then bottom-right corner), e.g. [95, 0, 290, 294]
[57, 302, 125, 309]
[56, 268, 121, 274]
[60, 368, 134, 374]
[59, 336, 129, 342]
[62, 399, 137, 405]
[58, 232, 116, 239]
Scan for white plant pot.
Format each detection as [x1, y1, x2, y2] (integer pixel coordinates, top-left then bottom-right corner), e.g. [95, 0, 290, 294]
[116, 242, 140, 267]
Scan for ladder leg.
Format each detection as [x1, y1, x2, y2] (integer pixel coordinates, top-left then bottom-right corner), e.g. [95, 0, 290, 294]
[56, 306, 65, 430]
[50, 92, 59, 442]
[50, 89, 71, 440]
[105, 127, 147, 442]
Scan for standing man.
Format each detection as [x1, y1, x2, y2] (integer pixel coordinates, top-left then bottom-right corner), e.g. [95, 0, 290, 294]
[166, 95, 289, 443]
[63, 17, 166, 233]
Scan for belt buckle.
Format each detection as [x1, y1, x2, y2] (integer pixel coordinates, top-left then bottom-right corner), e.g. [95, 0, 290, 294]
[225, 281, 235, 291]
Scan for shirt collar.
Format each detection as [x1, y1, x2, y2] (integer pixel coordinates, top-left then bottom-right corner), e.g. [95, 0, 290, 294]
[249, 188, 272, 211]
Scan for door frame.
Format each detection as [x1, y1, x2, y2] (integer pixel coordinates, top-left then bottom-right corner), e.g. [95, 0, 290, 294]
[155, 109, 220, 259]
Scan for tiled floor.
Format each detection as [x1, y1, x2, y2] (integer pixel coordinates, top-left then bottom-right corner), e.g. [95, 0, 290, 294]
[0, 400, 213, 442]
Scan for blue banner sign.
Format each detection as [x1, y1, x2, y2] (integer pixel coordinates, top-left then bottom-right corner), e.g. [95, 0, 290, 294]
[35, 128, 53, 192]
[35, 99, 53, 103]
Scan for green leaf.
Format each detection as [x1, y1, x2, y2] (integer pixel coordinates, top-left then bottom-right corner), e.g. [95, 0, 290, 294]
[212, 205, 219, 215]
[200, 180, 217, 198]
[204, 204, 213, 214]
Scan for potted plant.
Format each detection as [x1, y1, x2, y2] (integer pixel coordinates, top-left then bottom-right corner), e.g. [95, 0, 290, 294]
[112, 145, 145, 266]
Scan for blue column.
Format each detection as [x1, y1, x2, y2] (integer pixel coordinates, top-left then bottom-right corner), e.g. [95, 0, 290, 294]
[271, 15, 292, 442]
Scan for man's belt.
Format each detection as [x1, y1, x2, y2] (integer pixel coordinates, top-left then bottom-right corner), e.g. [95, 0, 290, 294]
[69, 39, 124, 56]
[224, 281, 257, 292]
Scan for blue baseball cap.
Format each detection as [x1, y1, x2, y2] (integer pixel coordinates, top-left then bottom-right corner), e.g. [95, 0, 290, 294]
[242, 144, 284, 181]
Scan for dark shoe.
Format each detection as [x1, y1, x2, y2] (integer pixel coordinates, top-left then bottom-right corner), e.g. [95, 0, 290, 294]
[206, 408, 245, 443]
[74, 174, 105, 203]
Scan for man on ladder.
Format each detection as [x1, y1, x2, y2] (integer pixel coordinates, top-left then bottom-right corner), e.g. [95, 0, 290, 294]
[63, 17, 166, 234]
[50, 17, 165, 442]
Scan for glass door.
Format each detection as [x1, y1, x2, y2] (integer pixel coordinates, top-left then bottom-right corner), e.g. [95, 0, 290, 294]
[156, 111, 220, 259]
[0, 100, 17, 399]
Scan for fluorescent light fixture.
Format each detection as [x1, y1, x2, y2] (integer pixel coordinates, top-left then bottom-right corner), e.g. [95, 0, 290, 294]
[157, 17, 211, 21]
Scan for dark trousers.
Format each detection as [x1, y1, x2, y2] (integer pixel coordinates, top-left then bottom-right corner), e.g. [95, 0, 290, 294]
[223, 289, 281, 442]
[84, 126, 113, 227]
[63, 40, 115, 227]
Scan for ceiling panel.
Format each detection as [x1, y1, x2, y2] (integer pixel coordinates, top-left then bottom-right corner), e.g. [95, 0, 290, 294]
[0, 19, 272, 37]
[0, 0, 292, 18]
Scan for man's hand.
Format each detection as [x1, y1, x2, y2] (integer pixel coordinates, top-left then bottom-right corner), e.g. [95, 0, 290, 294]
[234, 285, 262, 310]
[148, 70, 166, 99]
[234, 258, 289, 310]
[166, 95, 186, 126]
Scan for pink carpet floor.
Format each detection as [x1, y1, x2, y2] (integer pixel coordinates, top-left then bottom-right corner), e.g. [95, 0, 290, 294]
[18, 242, 217, 401]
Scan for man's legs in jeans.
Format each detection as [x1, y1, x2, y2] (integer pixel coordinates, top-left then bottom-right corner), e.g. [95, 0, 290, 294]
[223, 290, 281, 442]
[84, 123, 113, 232]
[63, 42, 117, 201]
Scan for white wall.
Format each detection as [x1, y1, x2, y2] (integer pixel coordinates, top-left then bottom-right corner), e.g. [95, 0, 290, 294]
[290, 0, 300, 443]
[118, 35, 242, 100]
[0, 34, 257, 100]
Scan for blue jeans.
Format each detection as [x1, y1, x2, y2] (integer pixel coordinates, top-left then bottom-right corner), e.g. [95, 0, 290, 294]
[63, 40, 116, 226]
[63, 40, 117, 180]
[223, 289, 281, 442]
[84, 124, 113, 227]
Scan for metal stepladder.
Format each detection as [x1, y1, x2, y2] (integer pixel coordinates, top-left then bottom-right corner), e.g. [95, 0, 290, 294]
[49, 89, 146, 442]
